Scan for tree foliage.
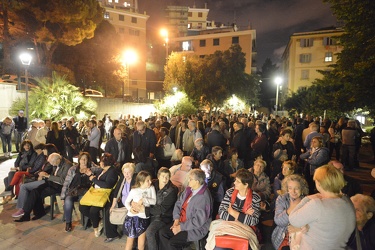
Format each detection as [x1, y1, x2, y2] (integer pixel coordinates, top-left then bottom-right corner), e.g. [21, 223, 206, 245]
[154, 92, 197, 116]
[319, 0, 375, 114]
[15, 0, 103, 67]
[163, 44, 260, 112]
[10, 72, 97, 120]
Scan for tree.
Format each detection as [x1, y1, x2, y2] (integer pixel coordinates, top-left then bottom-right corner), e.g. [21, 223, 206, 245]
[321, 0, 375, 113]
[259, 58, 279, 108]
[163, 44, 260, 113]
[10, 72, 97, 120]
[16, 0, 103, 67]
[154, 92, 197, 116]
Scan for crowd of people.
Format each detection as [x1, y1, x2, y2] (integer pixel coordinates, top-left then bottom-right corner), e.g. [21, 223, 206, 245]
[0, 110, 374, 250]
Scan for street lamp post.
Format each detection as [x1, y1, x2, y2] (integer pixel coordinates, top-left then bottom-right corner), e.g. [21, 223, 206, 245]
[160, 29, 169, 61]
[274, 76, 283, 115]
[121, 49, 137, 102]
[19, 52, 32, 122]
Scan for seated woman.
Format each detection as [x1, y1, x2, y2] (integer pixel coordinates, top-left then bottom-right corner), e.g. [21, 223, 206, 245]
[0, 139, 37, 204]
[124, 171, 156, 250]
[249, 159, 271, 208]
[205, 168, 261, 250]
[300, 136, 330, 193]
[61, 152, 96, 232]
[159, 169, 212, 250]
[146, 167, 178, 250]
[289, 165, 356, 249]
[104, 162, 136, 243]
[271, 174, 309, 250]
[1, 143, 45, 199]
[347, 194, 375, 250]
[223, 147, 244, 189]
[273, 160, 297, 200]
[79, 153, 119, 237]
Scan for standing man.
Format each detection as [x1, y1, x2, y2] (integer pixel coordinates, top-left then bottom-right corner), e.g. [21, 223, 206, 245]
[87, 119, 100, 164]
[0, 116, 15, 158]
[13, 110, 28, 152]
[64, 120, 80, 162]
[182, 120, 202, 156]
[35, 119, 51, 145]
[105, 128, 131, 170]
[133, 120, 157, 159]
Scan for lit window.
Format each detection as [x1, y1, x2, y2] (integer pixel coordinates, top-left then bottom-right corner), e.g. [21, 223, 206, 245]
[325, 52, 333, 62]
[104, 12, 110, 19]
[300, 38, 314, 47]
[213, 38, 219, 46]
[108, 0, 112, 2]
[301, 70, 309, 79]
[115, 0, 119, 3]
[182, 41, 190, 51]
[199, 40, 206, 47]
[299, 53, 312, 63]
[188, 23, 192, 29]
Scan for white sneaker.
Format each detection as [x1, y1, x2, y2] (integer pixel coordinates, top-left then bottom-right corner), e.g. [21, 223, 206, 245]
[3, 152, 8, 158]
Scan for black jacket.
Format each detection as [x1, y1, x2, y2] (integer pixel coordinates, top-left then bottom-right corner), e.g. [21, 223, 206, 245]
[207, 130, 226, 152]
[150, 179, 178, 223]
[105, 136, 132, 167]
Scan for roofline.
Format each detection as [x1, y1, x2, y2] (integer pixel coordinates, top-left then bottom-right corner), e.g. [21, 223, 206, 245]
[171, 29, 256, 41]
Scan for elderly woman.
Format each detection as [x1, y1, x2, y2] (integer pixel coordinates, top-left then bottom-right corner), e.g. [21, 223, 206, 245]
[289, 165, 356, 249]
[273, 160, 298, 200]
[205, 168, 261, 250]
[249, 159, 271, 203]
[159, 169, 212, 250]
[347, 194, 375, 250]
[300, 136, 330, 193]
[79, 153, 119, 237]
[271, 174, 309, 250]
[61, 152, 95, 232]
[104, 163, 136, 243]
[146, 167, 178, 250]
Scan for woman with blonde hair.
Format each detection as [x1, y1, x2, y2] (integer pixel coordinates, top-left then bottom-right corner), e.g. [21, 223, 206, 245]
[272, 174, 309, 250]
[289, 164, 356, 249]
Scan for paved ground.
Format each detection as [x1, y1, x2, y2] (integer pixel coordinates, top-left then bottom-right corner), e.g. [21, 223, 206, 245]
[0, 144, 374, 250]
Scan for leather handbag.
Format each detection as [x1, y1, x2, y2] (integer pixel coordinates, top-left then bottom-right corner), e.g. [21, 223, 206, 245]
[109, 177, 127, 225]
[109, 206, 128, 225]
[79, 186, 111, 207]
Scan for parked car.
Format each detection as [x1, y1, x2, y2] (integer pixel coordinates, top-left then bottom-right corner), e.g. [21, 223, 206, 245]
[82, 89, 104, 97]
[1, 74, 38, 85]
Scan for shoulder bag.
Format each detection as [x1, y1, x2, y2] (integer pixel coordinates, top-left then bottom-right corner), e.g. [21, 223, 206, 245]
[109, 178, 128, 225]
[79, 186, 112, 207]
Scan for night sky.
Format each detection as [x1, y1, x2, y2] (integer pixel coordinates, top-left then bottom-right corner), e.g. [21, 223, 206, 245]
[139, 0, 337, 69]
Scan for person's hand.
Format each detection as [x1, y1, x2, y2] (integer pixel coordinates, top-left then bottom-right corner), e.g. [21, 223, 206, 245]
[61, 200, 65, 206]
[245, 207, 254, 215]
[172, 225, 181, 235]
[85, 169, 93, 176]
[171, 219, 180, 229]
[38, 171, 48, 177]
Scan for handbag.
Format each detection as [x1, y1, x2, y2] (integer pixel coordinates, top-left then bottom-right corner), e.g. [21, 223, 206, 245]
[109, 177, 128, 225]
[109, 206, 128, 225]
[79, 186, 112, 207]
[163, 143, 176, 158]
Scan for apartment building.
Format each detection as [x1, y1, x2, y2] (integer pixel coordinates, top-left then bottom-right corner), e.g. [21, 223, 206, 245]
[99, 0, 149, 98]
[282, 27, 344, 93]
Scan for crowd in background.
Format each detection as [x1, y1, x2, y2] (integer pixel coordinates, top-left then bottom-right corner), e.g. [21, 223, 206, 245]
[0, 110, 374, 250]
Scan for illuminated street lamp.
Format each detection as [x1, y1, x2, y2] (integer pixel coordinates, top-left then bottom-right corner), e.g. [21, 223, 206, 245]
[274, 76, 283, 114]
[19, 52, 32, 122]
[121, 49, 137, 101]
[160, 28, 169, 60]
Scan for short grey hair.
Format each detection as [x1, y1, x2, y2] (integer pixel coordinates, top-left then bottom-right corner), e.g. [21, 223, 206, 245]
[190, 169, 206, 185]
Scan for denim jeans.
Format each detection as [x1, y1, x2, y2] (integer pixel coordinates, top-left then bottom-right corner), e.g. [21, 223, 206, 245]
[63, 195, 80, 223]
[1, 133, 12, 153]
